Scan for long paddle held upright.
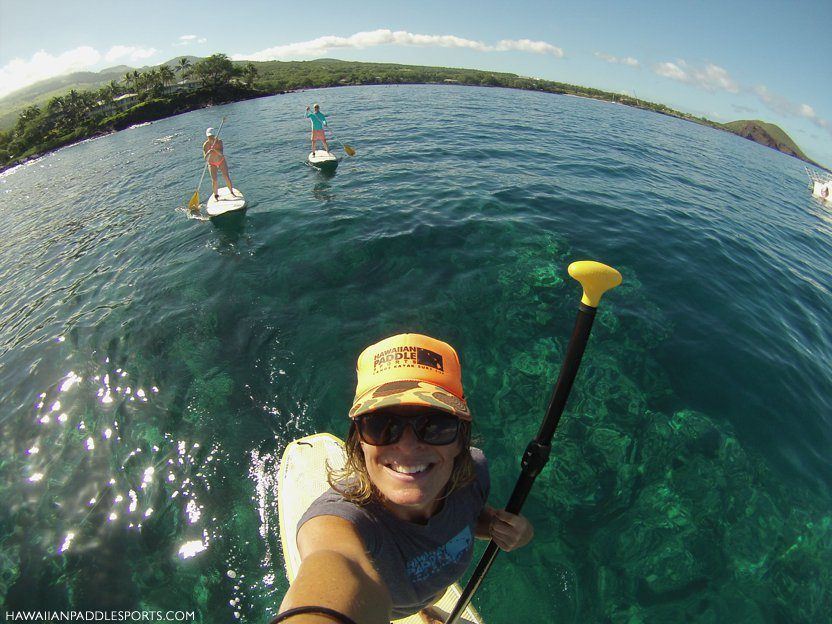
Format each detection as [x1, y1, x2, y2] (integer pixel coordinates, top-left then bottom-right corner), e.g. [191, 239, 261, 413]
[187, 116, 226, 210]
[445, 260, 622, 624]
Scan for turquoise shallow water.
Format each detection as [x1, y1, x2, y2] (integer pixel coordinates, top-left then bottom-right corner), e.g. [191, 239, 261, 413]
[1, 85, 830, 622]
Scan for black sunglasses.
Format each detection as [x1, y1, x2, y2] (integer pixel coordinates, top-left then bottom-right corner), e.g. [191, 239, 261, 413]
[355, 408, 461, 446]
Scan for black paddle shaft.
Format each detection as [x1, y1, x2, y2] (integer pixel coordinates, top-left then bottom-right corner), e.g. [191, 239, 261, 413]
[445, 303, 598, 624]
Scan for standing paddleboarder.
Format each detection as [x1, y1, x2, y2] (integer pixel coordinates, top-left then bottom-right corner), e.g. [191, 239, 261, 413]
[306, 103, 329, 156]
[202, 127, 236, 201]
[275, 333, 534, 624]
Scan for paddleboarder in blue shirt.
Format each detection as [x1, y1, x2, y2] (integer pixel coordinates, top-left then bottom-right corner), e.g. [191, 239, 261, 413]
[275, 334, 534, 624]
[306, 104, 329, 156]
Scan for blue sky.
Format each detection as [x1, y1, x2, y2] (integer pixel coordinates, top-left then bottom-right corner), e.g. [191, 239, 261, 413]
[1, 0, 830, 166]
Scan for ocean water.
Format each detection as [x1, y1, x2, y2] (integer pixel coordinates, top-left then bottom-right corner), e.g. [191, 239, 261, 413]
[1, 85, 830, 623]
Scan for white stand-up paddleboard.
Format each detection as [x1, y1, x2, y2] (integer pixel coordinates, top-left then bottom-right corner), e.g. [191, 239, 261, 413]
[806, 167, 832, 202]
[812, 180, 832, 202]
[306, 150, 339, 171]
[206, 187, 246, 216]
[277, 433, 484, 624]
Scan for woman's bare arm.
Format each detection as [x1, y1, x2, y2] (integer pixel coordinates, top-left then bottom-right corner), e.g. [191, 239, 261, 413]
[278, 515, 392, 624]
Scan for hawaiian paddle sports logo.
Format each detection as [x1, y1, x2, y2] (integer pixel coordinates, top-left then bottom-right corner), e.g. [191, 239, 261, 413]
[373, 346, 445, 373]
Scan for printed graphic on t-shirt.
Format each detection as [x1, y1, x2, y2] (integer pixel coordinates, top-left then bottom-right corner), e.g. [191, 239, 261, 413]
[405, 527, 472, 583]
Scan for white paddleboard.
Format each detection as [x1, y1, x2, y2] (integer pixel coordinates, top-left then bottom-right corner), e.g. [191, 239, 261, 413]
[812, 180, 832, 202]
[277, 433, 483, 624]
[307, 151, 339, 170]
[206, 187, 246, 216]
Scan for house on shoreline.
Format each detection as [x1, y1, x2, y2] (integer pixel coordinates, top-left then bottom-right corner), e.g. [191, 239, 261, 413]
[96, 93, 139, 116]
[94, 79, 201, 116]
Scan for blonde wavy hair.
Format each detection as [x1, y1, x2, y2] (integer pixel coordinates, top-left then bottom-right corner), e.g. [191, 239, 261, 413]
[327, 420, 476, 505]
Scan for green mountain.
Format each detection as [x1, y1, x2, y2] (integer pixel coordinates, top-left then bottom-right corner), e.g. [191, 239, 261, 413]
[0, 67, 129, 129]
[721, 120, 811, 162]
[0, 57, 201, 131]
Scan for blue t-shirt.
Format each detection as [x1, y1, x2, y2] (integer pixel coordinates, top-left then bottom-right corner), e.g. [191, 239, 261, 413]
[306, 111, 327, 130]
[298, 448, 490, 619]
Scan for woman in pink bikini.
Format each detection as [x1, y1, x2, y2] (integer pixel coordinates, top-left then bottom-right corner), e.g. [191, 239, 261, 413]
[202, 127, 236, 200]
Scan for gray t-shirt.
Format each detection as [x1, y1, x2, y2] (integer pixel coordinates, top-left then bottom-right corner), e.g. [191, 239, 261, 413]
[298, 448, 490, 618]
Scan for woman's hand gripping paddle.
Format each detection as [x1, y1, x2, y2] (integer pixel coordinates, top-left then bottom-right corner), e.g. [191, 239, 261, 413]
[187, 115, 227, 211]
[444, 260, 622, 624]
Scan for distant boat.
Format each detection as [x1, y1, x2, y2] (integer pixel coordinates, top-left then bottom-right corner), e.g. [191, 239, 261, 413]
[806, 167, 832, 202]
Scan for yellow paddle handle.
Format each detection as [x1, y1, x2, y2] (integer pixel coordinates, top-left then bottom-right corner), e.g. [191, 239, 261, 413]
[568, 261, 622, 308]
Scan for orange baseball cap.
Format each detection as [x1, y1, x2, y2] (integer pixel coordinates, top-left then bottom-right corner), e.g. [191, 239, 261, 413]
[349, 333, 471, 421]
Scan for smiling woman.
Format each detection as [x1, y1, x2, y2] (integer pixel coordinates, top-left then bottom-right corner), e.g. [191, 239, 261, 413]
[334, 405, 474, 512]
[276, 334, 534, 624]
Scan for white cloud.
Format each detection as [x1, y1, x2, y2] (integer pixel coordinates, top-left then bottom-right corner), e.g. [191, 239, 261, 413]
[655, 61, 687, 81]
[595, 52, 639, 67]
[175, 35, 207, 46]
[695, 64, 739, 93]
[0, 44, 161, 99]
[799, 103, 815, 118]
[654, 61, 828, 134]
[233, 29, 563, 61]
[0, 47, 101, 98]
[495, 39, 563, 57]
[755, 85, 829, 131]
[753, 84, 790, 114]
[653, 59, 738, 93]
[105, 46, 158, 63]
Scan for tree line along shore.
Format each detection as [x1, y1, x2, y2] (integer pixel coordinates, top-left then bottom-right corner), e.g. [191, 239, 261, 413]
[0, 55, 824, 172]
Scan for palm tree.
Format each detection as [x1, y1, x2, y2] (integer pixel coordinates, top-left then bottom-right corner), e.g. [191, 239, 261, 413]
[159, 65, 176, 90]
[17, 105, 41, 126]
[242, 63, 258, 88]
[63, 90, 84, 123]
[124, 70, 142, 94]
[96, 82, 116, 104]
[152, 68, 166, 93]
[12, 104, 44, 146]
[136, 69, 159, 96]
[46, 95, 65, 116]
[46, 95, 70, 134]
[139, 69, 157, 96]
[78, 90, 98, 117]
[177, 57, 191, 77]
[46, 95, 62, 116]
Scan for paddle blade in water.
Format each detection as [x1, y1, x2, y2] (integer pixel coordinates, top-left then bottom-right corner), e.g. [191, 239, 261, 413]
[344, 144, 356, 157]
[187, 190, 200, 210]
